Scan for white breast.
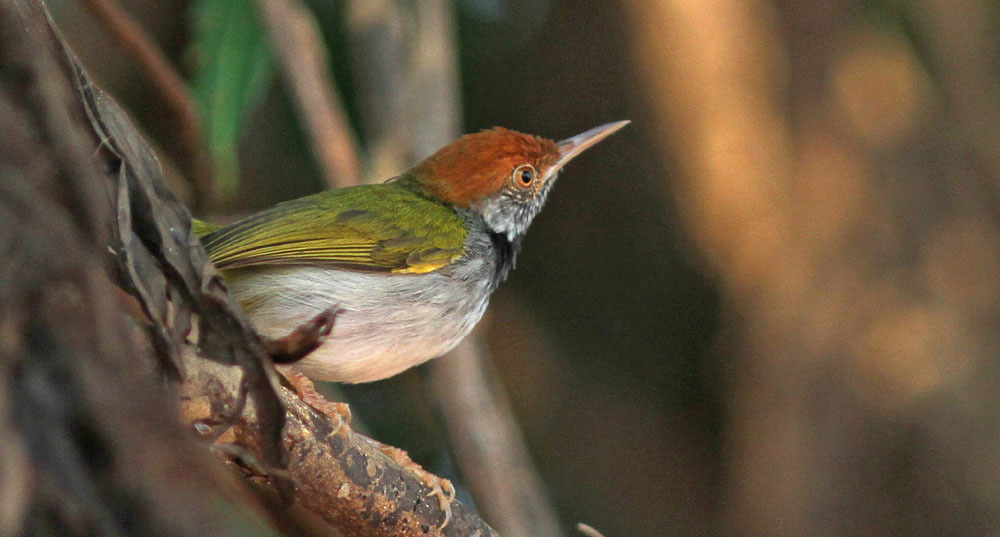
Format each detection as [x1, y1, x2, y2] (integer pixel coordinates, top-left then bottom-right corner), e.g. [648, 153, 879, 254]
[225, 260, 493, 383]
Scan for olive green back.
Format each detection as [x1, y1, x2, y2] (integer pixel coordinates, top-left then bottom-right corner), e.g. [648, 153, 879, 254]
[201, 177, 467, 274]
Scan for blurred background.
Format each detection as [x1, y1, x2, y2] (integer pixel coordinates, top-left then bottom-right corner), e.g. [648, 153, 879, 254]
[50, 0, 1000, 536]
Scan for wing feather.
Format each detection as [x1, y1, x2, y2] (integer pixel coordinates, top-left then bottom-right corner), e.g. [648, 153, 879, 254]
[202, 181, 467, 274]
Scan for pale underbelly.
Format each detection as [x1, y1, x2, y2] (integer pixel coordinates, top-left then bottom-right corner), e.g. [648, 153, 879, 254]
[224, 265, 490, 383]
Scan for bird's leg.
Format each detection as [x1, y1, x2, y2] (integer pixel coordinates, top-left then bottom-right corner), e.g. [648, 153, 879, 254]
[264, 308, 342, 363]
[267, 306, 452, 527]
[370, 440, 455, 529]
[265, 308, 351, 434]
[278, 366, 352, 436]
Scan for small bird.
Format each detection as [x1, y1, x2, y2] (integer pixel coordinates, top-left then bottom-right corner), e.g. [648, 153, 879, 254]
[201, 121, 628, 383]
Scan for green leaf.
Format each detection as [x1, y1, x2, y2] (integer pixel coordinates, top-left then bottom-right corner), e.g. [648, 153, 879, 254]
[189, 0, 275, 200]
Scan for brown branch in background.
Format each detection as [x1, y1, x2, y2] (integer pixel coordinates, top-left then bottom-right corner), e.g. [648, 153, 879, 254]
[255, 0, 362, 188]
[625, 0, 1000, 536]
[411, 3, 563, 535]
[404, 1, 463, 162]
[79, 0, 214, 208]
[344, 2, 566, 536]
[575, 523, 608, 537]
[913, 0, 1000, 201]
[344, 0, 414, 181]
[432, 339, 565, 537]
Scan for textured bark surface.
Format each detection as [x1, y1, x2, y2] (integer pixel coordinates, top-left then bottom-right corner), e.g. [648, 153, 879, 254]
[0, 1, 498, 535]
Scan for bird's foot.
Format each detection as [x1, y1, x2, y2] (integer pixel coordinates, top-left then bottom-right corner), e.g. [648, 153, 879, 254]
[264, 307, 342, 363]
[376, 443, 455, 529]
[278, 366, 352, 437]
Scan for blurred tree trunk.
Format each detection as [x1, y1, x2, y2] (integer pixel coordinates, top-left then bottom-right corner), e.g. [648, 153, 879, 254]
[624, 1, 1000, 536]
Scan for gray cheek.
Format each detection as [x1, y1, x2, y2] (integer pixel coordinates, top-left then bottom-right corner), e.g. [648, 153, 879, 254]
[478, 176, 557, 241]
[480, 196, 530, 241]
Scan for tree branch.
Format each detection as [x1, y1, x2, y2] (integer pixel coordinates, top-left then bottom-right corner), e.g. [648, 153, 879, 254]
[343, 3, 565, 536]
[256, 0, 363, 188]
[79, 0, 215, 208]
[1, 1, 502, 535]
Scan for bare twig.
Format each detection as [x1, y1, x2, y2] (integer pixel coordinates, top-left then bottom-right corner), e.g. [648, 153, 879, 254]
[345, 0, 462, 169]
[432, 339, 566, 537]
[344, 2, 565, 535]
[344, 0, 410, 181]
[78, 0, 214, 207]
[576, 523, 608, 537]
[255, 0, 362, 188]
[405, 1, 464, 161]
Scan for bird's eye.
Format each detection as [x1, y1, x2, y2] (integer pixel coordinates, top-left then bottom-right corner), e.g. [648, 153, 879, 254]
[514, 164, 535, 187]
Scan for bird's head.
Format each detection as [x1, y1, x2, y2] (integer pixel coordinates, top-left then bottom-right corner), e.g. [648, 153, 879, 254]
[411, 120, 629, 241]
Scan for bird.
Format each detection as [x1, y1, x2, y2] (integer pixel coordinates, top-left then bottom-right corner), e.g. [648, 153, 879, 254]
[199, 120, 629, 384]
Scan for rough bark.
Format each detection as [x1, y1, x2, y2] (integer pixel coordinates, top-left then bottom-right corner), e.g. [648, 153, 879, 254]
[0, 1, 499, 535]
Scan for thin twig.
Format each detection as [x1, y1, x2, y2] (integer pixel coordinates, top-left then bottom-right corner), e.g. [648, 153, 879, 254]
[344, 2, 566, 535]
[79, 0, 214, 208]
[431, 339, 566, 537]
[344, 1, 412, 180]
[255, 0, 362, 188]
[576, 523, 609, 537]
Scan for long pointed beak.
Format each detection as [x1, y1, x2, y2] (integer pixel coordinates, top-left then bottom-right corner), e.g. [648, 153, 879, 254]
[551, 120, 630, 175]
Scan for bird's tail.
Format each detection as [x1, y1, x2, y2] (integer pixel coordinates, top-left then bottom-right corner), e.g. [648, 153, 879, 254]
[191, 218, 221, 238]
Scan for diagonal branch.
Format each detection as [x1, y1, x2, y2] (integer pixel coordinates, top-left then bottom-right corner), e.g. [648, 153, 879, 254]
[79, 0, 214, 208]
[4, 1, 503, 535]
[343, 2, 565, 536]
[255, 0, 363, 188]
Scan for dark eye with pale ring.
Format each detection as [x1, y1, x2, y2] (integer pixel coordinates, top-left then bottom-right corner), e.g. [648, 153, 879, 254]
[514, 164, 535, 188]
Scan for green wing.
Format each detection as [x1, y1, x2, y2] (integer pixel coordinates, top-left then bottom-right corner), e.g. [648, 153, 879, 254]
[201, 181, 467, 274]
